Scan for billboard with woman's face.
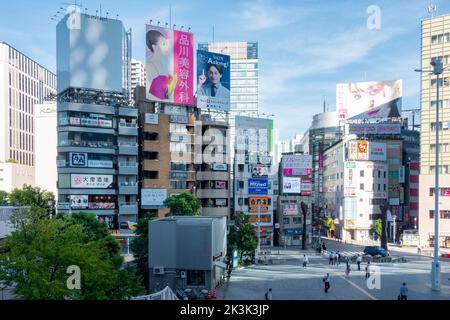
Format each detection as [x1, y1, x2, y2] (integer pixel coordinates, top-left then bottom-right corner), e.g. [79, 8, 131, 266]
[146, 25, 194, 105]
[196, 50, 231, 111]
[336, 80, 402, 120]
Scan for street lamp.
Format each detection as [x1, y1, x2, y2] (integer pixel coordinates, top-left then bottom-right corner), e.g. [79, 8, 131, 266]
[415, 58, 445, 291]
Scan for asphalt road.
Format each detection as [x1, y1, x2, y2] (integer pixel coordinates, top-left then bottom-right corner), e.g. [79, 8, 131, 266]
[218, 241, 450, 300]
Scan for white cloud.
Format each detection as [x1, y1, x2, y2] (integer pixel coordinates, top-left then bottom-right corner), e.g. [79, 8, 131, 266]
[234, 0, 307, 31]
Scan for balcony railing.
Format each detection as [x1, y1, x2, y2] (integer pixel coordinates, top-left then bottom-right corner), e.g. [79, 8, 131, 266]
[119, 122, 138, 128]
[118, 142, 138, 147]
[60, 140, 115, 149]
[119, 162, 138, 167]
[119, 182, 138, 187]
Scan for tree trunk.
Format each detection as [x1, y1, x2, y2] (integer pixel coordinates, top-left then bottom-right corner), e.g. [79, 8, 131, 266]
[379, 203, 389, 250]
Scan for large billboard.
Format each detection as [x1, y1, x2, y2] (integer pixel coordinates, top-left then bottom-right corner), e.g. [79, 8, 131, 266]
[141, 189, 167, 207]
[282, 154, 312, 171]
[71, 174, 114, 188]
[146, 25, 194, 105]
[248, 179, 269, 195]
[196, 50, 230, 112]
[282, 177, 301, 193]
[336, 80, 402, 120]
[248, 196, 269, 213]
[348, 123, 401, 135]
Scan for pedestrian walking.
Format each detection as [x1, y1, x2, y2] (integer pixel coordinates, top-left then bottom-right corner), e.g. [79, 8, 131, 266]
[329, 251, 334, 265]
[398, 282, 408, 300]
[322, 242, 326, 253]
[417, 244, 422, 255]
[323, 273, 331, 293]
[302, 254, 309, 268]
[335, 251, 340, 265]
[227, 264, 232, 278]
[345, 263, 351, 277]
[365, 261, 371, 278]
[357, 254, 362, 271]
[265, 288, 273, 300]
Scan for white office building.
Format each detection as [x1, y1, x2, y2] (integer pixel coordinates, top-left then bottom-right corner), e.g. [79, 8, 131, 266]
[0, 42, 56, 191]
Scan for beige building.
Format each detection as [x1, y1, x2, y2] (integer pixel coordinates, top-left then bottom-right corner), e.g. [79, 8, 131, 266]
[419, 14, 450, 248]
[0, 43, 56, 192]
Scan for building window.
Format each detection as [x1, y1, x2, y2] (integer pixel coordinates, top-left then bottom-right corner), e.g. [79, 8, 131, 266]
[293, 217, 302, 224]
[186, 270, 205, 286]
[429, 210, 450, 219]
[238, 164, 244, 172]
[360, 170, 364, 177]
[283, 217, 290, 224]
[360, 183, 364, 190]
[239, 181, 244, 189]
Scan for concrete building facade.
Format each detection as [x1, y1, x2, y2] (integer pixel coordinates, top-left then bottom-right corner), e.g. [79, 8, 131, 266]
[148, 216, 227, 293]
[419, 14, 450, 248]
[0, 42, 56, 191]
[56, 13, 137, 249]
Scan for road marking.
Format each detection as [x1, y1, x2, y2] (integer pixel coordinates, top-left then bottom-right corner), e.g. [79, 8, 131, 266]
[332, 272, 378, 300]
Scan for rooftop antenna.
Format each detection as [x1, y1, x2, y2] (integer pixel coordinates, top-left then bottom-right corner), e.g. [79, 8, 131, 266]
[188, 27, 191, 32]
[169, 4, 172, 28]
[212, 25, 215, 43]
[116, 14, 119, 20]
[149, 19, 153, 24]
[173, 24, 176, 29]
[165, 22, 169, 28]
[106, 11, 109, 19]
[428, 2, 437, 18]
[157, 21, 161, 26]
[323, 96, 326, 113]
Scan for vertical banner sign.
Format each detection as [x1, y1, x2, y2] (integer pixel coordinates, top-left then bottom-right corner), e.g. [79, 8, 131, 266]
[146, 25, 194, 105]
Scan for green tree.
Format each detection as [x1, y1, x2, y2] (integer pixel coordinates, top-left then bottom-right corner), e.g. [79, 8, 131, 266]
[164, 192, 201, 216]
[372, 219, 383, 237]
[130, 212, 157, 293]
[0, 207, 143, 300]
[227, 214, 258, 264]
[8, 185, 55, 210]
[0, 190, 8, 206]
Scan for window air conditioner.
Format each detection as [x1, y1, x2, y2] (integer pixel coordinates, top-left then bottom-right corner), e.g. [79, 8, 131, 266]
[153, 267, 165, 275]
[180, 271, 186, 278]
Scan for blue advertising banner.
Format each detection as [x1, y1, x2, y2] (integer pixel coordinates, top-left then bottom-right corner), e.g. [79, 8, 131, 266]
[248, 179, 268, 195]
[196, 50, 230, 112]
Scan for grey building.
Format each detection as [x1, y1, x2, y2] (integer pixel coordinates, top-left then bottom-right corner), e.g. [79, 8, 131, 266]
[56, 13, 137, 248]
[148, 216, 227, 294]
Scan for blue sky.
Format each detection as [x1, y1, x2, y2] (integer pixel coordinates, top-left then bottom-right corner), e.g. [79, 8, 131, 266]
[1, 0, 449, 140]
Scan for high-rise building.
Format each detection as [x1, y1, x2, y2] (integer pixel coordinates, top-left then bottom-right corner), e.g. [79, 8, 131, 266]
[131, 59, 146, 96]
[198, 42, 259, 163]
[56, 13, 137, 249]
[35, 102, 57, 199]
[0, 42, 56, 191]
[233, 115, 274, 246]
[419, 14, 450, 248]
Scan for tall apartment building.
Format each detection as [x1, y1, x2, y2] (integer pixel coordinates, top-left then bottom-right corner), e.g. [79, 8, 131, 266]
[233, 115, 274, 245]
[419, 14, 450, 248]
[135, 86, 231, 219]
[198, 42, 258, 164]
[135, 87, 198, 218]
[131, 59, 146, 96]
[323, 139, 389, 241]
[307, 112, 342, 216]
[56, 13, 137, 248]
[0, 42, 56, 191]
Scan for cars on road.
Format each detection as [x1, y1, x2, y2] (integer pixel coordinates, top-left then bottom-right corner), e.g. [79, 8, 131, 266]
[363, 246, 389, 257]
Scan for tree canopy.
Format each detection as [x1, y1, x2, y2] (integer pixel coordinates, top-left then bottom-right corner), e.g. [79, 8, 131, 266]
[8, 185, 55, 210]
[227, 214, 258, 264]
[163, 192, 201, 216]
[0, 208, 143, 300]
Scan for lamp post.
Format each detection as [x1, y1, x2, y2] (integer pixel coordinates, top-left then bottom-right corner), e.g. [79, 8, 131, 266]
[415, 58, 444, 291]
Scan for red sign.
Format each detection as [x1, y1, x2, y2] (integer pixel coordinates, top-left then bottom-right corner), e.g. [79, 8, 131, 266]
[357, 141, 368, 153]
[443, 190, 450, 197]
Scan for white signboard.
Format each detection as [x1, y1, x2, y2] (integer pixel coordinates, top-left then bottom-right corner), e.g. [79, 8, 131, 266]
[88, 160, 113, 168]
[141, 189, 167, 206]
[212, 163, 227, 171]
[283, 177, 301, 193]
[71, 174, 113, 188]
[145, 113, 159, 124]
[399, 166, 405, 184]
[282, 154, 312, 170]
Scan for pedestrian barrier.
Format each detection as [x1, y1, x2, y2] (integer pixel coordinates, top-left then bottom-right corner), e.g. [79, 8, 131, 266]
[206, 290, 211, 300]
[212, 289, 216, 299]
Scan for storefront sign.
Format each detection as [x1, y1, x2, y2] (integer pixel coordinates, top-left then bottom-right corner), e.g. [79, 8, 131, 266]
[71, 174, 113, 188]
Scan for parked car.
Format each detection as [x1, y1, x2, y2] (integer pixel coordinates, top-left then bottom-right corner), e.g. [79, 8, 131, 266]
[363, 246, 389, 257]
[441, 253, 450, 259]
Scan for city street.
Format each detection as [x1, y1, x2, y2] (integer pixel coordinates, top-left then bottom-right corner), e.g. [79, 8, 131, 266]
[217, 240, 450, 300]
